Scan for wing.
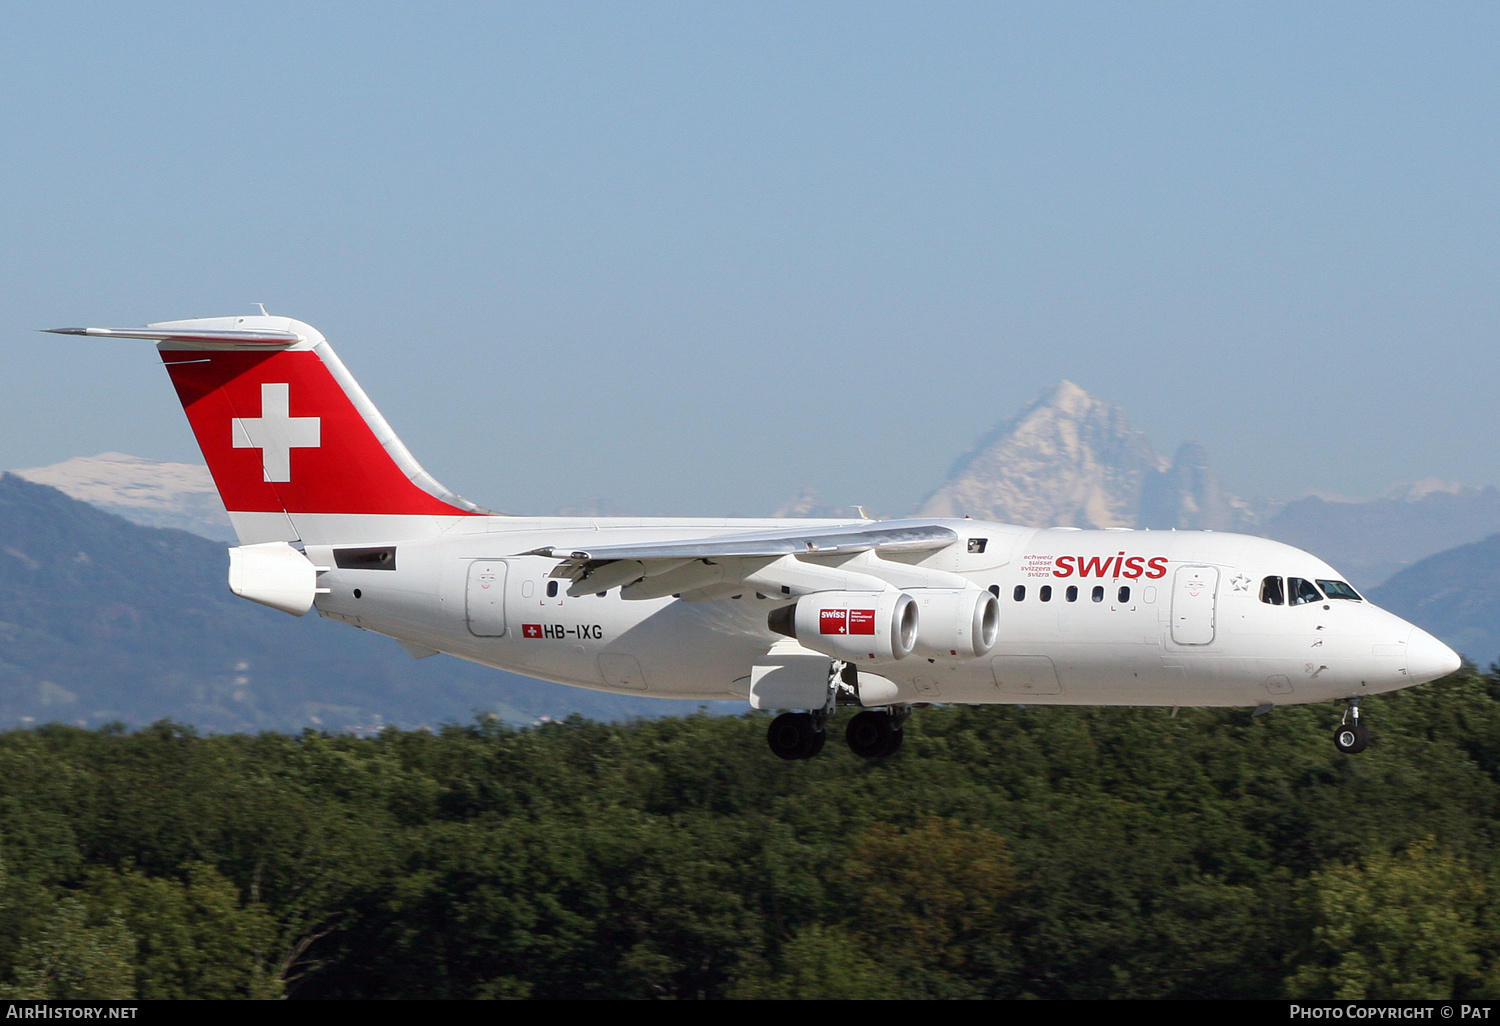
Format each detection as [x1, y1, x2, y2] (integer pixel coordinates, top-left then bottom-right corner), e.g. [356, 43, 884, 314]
[519, 520, 964, 600]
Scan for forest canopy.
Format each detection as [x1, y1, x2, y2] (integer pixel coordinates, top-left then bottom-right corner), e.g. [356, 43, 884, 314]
[0, 666, 1498, 999]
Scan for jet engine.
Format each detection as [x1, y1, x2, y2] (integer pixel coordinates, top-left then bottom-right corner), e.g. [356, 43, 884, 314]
[908, 588, 1000, 658]
[767, 590, 918, 663]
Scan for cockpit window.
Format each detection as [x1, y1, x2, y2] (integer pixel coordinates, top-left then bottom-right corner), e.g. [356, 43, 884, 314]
[1316, 579, 1362, 601]
[1288, 577, 1324, 606]
[1260, 576, 1284, 606]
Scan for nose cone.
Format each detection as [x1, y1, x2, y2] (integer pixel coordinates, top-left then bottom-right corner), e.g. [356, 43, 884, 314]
[1407, 626, 1462, 683]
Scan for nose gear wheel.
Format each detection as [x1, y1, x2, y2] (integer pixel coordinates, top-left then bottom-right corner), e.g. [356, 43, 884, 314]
[1334, 699, 1370, 754]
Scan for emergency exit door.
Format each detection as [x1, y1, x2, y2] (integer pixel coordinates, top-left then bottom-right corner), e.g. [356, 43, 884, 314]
[466, 561, 509, 637]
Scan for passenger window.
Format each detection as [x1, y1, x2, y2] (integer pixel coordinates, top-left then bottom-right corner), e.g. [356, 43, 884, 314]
[1261, 576, 1284, 606]
[1066, 585, 1078, 603]
[1317, 579, 1362, 601]
[546, 580, 559, 598]
[1288, 577, 1323, 606]
[989, 584, 1001, 598]
[1092, 586, 1104, 602]
[1040, 585, 1052, 602]
[1118, 586, 1130, 603]
[1012, 585, 1025, 601]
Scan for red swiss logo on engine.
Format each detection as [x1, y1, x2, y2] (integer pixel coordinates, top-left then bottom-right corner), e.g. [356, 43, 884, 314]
[821, 608, 875, 635]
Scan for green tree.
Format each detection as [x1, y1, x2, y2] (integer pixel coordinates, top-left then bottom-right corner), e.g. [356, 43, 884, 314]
[729, 925, 898, 999]
[840, 817, 1016, 996]
[3, 897, 134, 1000]
[1287, 839, 1485, 1000]
[84, 862, 281, 999]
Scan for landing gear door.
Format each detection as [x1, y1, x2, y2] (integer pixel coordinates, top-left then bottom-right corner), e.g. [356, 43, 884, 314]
[466, 560, 508, 637]
[1171, 565, 1218, 646]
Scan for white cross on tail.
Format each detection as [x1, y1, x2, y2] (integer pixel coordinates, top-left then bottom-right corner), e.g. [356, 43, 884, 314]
[232, 383, 321, 482]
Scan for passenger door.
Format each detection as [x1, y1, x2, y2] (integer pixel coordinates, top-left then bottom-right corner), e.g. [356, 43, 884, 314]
[1171, 565, 1218, 646]
[466, 560, 508, 637]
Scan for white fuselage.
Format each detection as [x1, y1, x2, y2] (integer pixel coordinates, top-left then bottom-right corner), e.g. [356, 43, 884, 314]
[57, 312, 1457, 734]
[305, 516, 1447, 710]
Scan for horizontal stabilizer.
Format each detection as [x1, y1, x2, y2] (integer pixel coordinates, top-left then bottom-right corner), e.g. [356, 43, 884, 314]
[45, 326, 302, 349]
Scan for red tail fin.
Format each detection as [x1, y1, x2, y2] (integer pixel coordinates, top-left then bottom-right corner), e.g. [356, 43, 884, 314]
[53, 315, 486, 544]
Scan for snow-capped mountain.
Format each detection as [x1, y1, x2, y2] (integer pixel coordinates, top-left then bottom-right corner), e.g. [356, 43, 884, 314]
[10, 452, 235, 541]
[911, 380, 1500, 588]
[917, 381, 1255, 530]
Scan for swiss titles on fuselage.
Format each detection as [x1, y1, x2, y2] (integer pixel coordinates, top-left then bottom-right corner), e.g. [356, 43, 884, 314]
[1041, 554, 1169, 580]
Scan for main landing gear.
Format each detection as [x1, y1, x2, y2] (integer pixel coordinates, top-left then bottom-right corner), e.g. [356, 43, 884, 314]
[767, 712, 826, 760]
[767, 707, 909, 760]
[846, 709, 906, 759]
[766, 661, 910, 761]
[1333, 698, 1370, 754]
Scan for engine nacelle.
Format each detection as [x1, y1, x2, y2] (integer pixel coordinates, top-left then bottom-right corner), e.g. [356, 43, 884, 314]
[768, 590, 918, 663]
[908, 588, 1000, 658]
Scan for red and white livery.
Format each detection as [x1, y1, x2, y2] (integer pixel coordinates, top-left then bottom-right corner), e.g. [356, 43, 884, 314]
[52, 313, 1461, 759]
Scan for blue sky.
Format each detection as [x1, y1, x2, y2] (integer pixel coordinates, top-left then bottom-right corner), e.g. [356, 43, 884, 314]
[2, 2, 1496, 516]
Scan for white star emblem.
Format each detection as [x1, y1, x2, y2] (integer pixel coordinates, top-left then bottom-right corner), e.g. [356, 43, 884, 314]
[1231, 574, 1251, 592]
[232, 383, 321, 483]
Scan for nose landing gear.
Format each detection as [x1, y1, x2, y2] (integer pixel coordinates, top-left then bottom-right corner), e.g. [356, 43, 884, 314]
[1333, 698, 1370, 754]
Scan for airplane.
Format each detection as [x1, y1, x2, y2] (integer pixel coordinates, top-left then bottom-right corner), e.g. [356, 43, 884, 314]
[49, 313, 1461, 759]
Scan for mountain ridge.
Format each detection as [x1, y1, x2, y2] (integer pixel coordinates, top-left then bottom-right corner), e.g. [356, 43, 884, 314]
[910, 380, 1500, 589]
[0, 474, 734, 732]
[1368, 532, 1500, 669]
[16, 382, 1500, 593]
[12, 452, 236, 541]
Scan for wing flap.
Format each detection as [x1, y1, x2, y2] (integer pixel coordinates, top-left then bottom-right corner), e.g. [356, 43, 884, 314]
[528, 521, 963, 599]
[525, 521, 957, 563]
